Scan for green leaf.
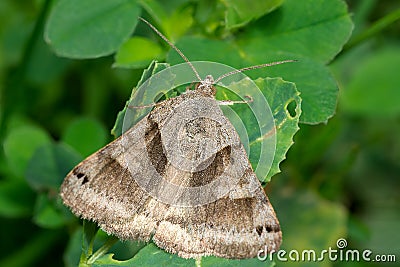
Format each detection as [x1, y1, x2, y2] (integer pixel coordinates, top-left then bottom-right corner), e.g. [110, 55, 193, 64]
[254, 78, 301, 181]
[166, 38, 337, 125]
[120, 243, 274, 267]
[202, 256, 275, 266]
[166, 38, 335, 125]
[26, 143, 83, 191]
[0, 179, 36, 218]
[242, 53, 339, 125]
[166, 0, 353, 124]
[340, 47, 400, 116]
[128, 243, 195, 266]
[3, 125, 51, 177]
[45, 0, 141, 58]
[239, 0, 353, 63]
[139, 0, 194, 40]
[90, 254, 136, 266]
[222, 0, 283, 29]
[111, 60, 170, 138]
[114, 37, 164, 68]
[217, 78, 301, 183]
[162, 5, 194, 41]
[237, 0, 353, 124]
[62, 117, 108, 157]
[166, 36, 243, 67]
[33, 193, 73, 229]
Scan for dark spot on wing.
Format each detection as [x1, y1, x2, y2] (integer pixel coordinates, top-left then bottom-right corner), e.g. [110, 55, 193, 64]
[190, 145, 231, 186]
[145, 118, 167, 176]
[256, 225, 263, 236]
[82, 176, 89, 185]
[265, 224, 280, 233]
[75, 172, 89, 185]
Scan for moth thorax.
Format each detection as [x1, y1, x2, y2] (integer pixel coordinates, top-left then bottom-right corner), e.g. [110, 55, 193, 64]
[196, 75, 216, 96]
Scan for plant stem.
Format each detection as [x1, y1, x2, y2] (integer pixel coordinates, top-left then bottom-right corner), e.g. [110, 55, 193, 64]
[0, 0, 53, 137]
[87, 236, 119, 264]
[195, 257, 202, 267]
[344, 8, 400, 51]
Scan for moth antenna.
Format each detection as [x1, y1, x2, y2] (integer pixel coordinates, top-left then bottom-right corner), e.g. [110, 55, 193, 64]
[139, 17, 202, 81]
[214, 60, 298, 84]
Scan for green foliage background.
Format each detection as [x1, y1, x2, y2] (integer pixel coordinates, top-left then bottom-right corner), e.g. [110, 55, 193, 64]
[0, 0, 399, 266]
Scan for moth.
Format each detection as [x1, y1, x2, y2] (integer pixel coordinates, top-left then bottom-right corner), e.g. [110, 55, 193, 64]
[60, 17, 294, 259]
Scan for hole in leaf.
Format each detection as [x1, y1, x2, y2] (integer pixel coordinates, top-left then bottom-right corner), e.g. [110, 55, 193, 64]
[286, 99, 297, 118]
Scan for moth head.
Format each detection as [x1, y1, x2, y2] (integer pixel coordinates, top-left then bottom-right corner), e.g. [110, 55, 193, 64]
[196, 75, 216, 97]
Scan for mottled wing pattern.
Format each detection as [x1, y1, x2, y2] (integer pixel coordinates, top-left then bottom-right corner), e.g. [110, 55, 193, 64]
[60, 89, 281, 259]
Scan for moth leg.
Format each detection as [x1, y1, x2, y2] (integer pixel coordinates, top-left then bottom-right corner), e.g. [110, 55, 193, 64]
[217, 95, 253, 106]
[127, 100, 166, 109]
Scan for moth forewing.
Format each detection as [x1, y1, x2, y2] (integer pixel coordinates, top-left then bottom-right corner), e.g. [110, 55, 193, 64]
[60, 17, 292, 260]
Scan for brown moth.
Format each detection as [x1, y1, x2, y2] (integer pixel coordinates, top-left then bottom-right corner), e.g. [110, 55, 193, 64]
[60, 18, 293, 259]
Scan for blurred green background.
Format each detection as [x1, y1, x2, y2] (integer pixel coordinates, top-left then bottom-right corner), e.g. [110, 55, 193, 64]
[0, 0, 399, 266]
